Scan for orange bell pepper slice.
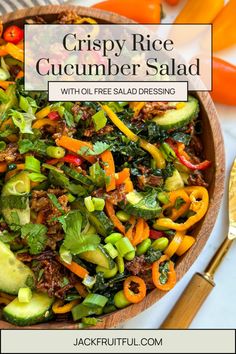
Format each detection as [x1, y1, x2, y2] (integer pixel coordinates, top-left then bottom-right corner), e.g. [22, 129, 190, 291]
[125, 215, 136, 242]
[0, 81, 15, 90]
[93, 0, 161, 23]
[0, 162, 7, 173]
[16, 70, 24, 80]
[5, 42, 24, 62]
[152, 255, 176, 291]
[132, 218, 145, 246]
[56, 136, 96, 164]
[101, 150, 116, 192]
[124, 276, 147, 303]
[105, 200, 126, 234]
[174, 0, 224, 23]
[52, 299, 79, 314]
[57, 258, 89, 279]
[116, 168, 130, 185]
[123, 177, 134, 193]
[164, 231, 185, 258]
[213, 0, 236, 52]
[32, 118, 57, 130]
[176, 235, 195, 256]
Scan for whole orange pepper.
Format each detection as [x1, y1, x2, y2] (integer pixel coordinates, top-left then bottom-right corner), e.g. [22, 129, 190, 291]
[213, 0, 236, 52]
[174, 0, 224, 23]
[93, 0, 161, 23]
[211, 57, 236, 106]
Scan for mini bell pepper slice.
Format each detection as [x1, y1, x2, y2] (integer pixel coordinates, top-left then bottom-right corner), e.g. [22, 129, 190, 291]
[164, 231, 185, 258]
[101, 150, 116, 192]
[176, 235, 196, 256]
[105, 200, 126, 234]
[152, 255, 176, 291]
[123, 276, 147, 303]
[162, 189, 191, 221]
[154, 186, 209, 231]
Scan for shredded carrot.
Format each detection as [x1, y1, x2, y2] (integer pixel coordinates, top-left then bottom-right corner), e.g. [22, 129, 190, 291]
[125, 215, 136, 242]
[5, 42, 24, 62]
[56, 136, 96, 164]
[32, 118, 57, 129]
[101, 150, 116, 192]
[133, 218, 145, 246]
[0, 162, 7, 173]
[75, 282, 88, 298]
[123, 177, 134, 193]
[0, 81, 15, 89]
[52, 299, 80, 314]
[0, 45, 7, 56]
[116, 168, 130, 185]
[16, 70, 24, 79]
[58, 258, 89, 279]
[140, 221, 150, 243]
[105, 200, 126, 234]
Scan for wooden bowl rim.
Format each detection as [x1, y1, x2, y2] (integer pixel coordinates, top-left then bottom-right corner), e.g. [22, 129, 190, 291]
[0, 5, 225, 329]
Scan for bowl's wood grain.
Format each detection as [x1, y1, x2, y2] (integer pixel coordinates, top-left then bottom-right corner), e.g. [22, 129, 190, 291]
[0, 5, 225, 329]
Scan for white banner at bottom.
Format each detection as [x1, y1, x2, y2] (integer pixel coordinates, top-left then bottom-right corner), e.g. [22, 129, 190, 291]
[1, 329, 235, 353]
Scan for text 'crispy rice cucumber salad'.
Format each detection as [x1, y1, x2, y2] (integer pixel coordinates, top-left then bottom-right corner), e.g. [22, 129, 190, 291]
[0, 13, 211, 327]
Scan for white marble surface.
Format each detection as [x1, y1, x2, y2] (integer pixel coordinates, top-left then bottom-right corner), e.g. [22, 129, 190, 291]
[69, 0, 236, 328]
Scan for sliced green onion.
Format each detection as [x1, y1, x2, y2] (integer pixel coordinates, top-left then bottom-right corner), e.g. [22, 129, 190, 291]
[0, 68, 10, 81]
[116, 254, 125, 274]
[28, 173, 47, 183]
[160, 142, 176, 162]
[157, 192, 169, 205]
[25, 155, 41, 173]
[115, 237, 135, 257]
[96, 264, 118, 279]
[81, 317, 99, 326]
[0, 88, 9, 103]
[92, 110, 107, 131]
[82, 275, 96, 289]
[105, 233, 123, 245]
[18, 287, 32, 303]
[72, 303, 103, 321]
[84, 196, 95, 212]
[92, 197, 105, 211]
[103, 243, 118, 259]
[42, 163, 63, 172]
[124, 250, 135, 261]
[66, 193, 76, 203]
[0, 141, 6, 151]
[59, 245, 72, 264]
[116, 210, 130, 222]
[46, 146, 65, 159]
[83, 293, 108, 308]
[48, 193, 64, 213]
[103, 304, 117, 314]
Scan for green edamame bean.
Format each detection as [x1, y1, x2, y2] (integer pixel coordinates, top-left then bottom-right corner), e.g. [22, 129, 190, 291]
[116, 255, 125, 273]
[116, 210, 130, 222]
[105, 233, 123, 245]
[96, 264, 118, 279]
[136, 238, 152, 256]
[152, 237, 169, 251]
[46, 146, 65, 159]
[114, 290, 131, 309]
[124, 250, 135, 261]
[103, 304, 117, 314]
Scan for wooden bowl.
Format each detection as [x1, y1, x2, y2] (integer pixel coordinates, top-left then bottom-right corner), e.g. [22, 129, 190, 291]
[0, 5, 225, 329]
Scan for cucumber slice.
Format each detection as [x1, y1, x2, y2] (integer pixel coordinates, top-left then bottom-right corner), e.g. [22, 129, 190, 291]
[0, 240, 35, 295]
[3, 292, 54, 326]
[123, 191, 161, 220]
[153, 96, 199, 130]
[1, 172, 31, 226]
[72, 200, 114, 237]
[79, 245, 115, 269]
[164, 169, 184, 191]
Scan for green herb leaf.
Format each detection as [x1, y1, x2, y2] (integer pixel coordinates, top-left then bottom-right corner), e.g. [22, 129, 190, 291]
[21, 223, 48, 255]
[60, 211, 100, 255]
[174, 197, 186, 210]
[79, 142, 110, 156]
[11, 108, 36, 134]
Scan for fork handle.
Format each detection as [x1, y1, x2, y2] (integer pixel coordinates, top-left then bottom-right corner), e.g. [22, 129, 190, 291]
[160, 273, 215, 329]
